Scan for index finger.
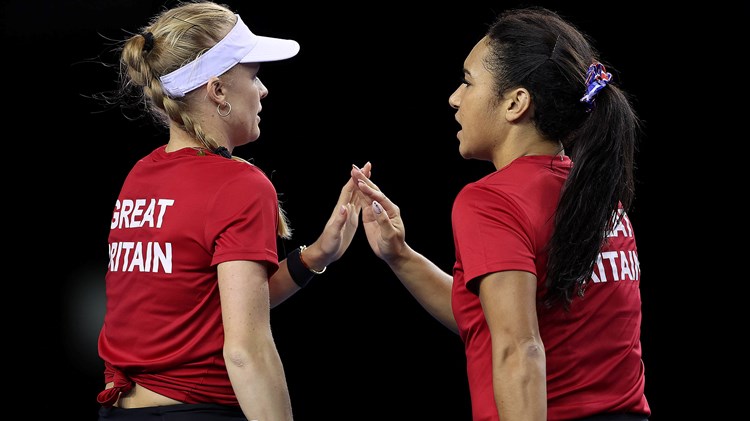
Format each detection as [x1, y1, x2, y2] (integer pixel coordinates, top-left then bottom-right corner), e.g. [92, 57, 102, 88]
[350, 167, 399, 216]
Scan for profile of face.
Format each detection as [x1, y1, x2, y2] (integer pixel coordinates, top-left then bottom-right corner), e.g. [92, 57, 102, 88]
[448, 36, 506, 162]
[223, 63, 269, 147]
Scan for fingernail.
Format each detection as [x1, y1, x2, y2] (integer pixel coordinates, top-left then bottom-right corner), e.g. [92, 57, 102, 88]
[352, 164, 360, 171]
[372, 201, 382, 215]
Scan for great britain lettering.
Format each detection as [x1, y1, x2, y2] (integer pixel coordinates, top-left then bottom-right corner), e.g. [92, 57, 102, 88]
[590, 209, 640, 284]
[109, 198, 175, 273]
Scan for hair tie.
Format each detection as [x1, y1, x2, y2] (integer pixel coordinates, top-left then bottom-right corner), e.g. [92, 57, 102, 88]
[579, 62, 612, 111]
[213, 146, 232, 159]
[142, 32, 155, 53]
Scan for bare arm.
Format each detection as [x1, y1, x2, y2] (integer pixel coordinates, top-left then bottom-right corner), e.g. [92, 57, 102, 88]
[351, 165, 457, 332]
[218, 260, 293, 420]
[268, 163, 371, 307]
[478, 270, 546, 421]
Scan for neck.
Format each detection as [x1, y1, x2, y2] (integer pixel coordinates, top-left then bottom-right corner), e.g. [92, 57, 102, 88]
[165, 124, 227, 153]
[493, 137, 564, 169]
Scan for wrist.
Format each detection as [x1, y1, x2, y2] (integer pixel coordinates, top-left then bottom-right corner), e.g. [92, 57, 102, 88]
[384, 243, 414, 271]
[286, 245, 326, 288]
[299, 245, 327, 274]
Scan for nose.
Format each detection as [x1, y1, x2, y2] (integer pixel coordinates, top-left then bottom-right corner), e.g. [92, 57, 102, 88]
[257, 77, 269, 98]
[448, 85, 462, 109]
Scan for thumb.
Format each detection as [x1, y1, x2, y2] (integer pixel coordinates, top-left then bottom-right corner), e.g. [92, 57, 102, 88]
[328, 204, 349, 231]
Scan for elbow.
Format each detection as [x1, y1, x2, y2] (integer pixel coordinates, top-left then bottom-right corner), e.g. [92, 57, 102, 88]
[519, 336, 545, 360]
[496, 336, 546, 366]
[223, 345, 253, 369]
[522, 339, 544, 359]
[519, 337, 546, 372]
[223, 334, 276, 370]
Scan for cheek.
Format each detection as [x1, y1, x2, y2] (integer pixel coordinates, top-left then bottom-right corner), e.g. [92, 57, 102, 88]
[459, 103, 485, 136]
[464, 109, 498, 149]
[241, 101, 260, 120]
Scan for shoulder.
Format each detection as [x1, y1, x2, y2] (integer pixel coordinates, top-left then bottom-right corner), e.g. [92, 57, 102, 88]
[217, 160, 276, 196]
[454, 180, 517, 217]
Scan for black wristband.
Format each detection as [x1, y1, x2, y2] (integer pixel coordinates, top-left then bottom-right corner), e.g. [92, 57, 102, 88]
[287, 247, 315, 288]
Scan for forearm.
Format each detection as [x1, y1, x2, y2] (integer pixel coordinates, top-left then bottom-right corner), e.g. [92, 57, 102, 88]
[269, 259, 302, 307]
[225, 340, 293, 421]
[218, 260, 293, 418]
[386, 244, 457, 332]
[269, 243, 329, 307]
[492, 339, 546, 420]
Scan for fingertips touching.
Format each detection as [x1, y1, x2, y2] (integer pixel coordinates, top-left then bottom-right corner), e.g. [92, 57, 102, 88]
[352, 162, 372, 178]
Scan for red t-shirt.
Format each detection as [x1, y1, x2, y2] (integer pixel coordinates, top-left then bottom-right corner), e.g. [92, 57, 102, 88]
[451, 155, 649, 421]
[98, 146, 280, 406]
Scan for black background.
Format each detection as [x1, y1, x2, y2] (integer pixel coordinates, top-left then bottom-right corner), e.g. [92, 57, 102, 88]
[4, 1, 738, 419]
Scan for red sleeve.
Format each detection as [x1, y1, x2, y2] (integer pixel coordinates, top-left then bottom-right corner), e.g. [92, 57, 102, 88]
[206, 166, 280, 275]
[452, 183, 536, 293]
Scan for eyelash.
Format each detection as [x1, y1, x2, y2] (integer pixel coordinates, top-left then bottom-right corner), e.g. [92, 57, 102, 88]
[460, 77, 470, 86]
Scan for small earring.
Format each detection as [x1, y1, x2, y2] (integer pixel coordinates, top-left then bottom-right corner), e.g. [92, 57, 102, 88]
[217, 101, 232, 117]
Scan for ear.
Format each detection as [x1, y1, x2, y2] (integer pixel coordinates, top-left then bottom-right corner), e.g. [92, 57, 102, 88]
[504, 87, 532, 123]
[203, 76, 226, 105]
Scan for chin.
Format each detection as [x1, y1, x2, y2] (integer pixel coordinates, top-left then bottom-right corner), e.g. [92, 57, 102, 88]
[246, 130, 261, 143]
[458, 144, 471, 159]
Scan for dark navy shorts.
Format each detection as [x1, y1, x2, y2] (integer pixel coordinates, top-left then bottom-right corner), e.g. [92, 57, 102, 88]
[577, 414, 649, 421]
[98, 403, 247, 420]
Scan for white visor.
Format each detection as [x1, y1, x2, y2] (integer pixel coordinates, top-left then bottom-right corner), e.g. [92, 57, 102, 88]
[159, 15, 300, 98]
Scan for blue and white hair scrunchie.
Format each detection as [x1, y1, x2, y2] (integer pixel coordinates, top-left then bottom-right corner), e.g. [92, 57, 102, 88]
[580, 62, 612, 111]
